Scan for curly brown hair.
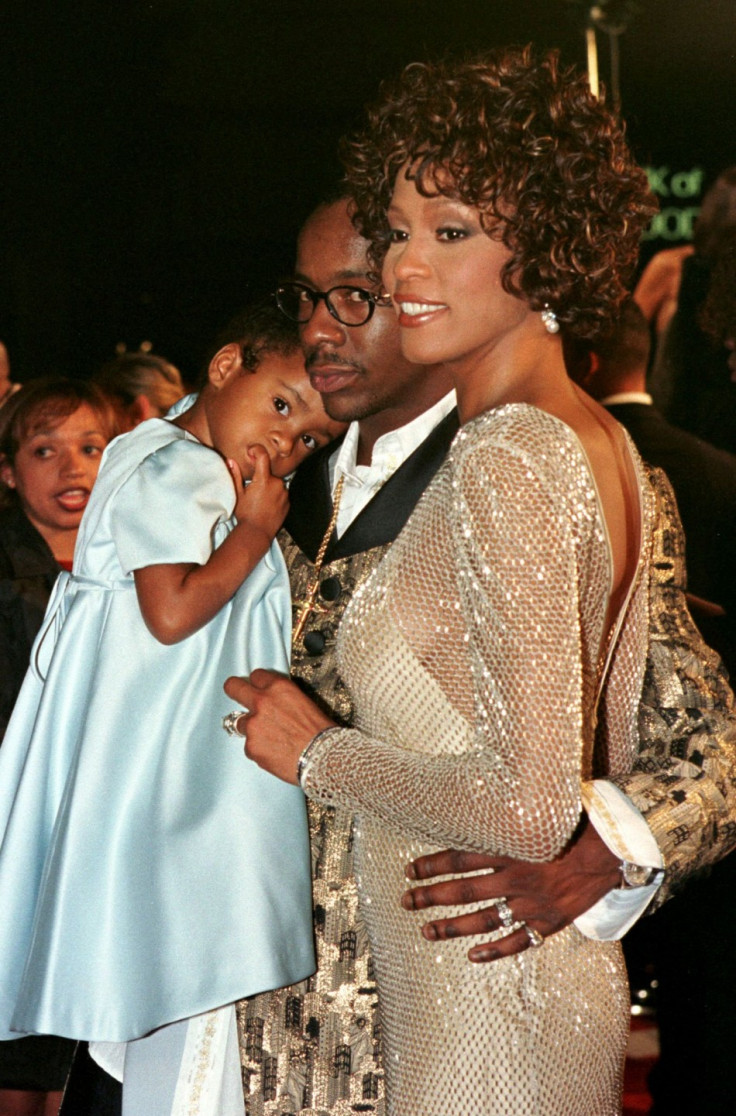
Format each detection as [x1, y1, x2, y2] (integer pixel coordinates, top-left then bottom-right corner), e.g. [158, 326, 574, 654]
[341, 46, 657, 339]
[197, 299, 301, 387]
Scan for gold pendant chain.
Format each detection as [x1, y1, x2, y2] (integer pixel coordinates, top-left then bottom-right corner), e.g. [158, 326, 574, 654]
[292, 475, 345, 645]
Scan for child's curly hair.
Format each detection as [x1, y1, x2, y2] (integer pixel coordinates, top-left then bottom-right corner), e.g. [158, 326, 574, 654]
[341, 46, 657, 339]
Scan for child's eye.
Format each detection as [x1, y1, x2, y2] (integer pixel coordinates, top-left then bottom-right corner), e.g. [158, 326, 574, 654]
[274, 397, 291, 415]
[387, 228, 409, 244]
[32, 445, 53, 458]
[82, 443, 103, 456]
[301, 434, 317, 451]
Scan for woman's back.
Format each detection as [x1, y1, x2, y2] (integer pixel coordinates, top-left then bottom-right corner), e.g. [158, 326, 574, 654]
[551, 387, 645, 656]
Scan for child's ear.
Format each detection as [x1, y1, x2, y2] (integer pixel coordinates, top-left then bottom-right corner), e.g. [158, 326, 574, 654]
[0, 458, 16, 489]
[207, 343, 245, 390]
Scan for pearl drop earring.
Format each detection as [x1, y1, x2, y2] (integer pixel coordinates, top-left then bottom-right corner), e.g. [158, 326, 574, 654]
[541, 305, 560, 334]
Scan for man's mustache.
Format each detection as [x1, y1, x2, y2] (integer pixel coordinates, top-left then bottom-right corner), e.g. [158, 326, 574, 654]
[305, 349, 361, 372]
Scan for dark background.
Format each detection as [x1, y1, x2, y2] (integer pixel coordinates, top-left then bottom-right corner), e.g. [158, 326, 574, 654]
[2, 0, 734, 383]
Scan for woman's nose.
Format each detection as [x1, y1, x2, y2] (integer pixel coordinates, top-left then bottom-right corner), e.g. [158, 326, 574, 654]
[389, 236, 431, 282]
[59, 450, 87, 476]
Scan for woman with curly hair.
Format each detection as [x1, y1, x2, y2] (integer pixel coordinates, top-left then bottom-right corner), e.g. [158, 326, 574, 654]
[230, 47, 657, 1113]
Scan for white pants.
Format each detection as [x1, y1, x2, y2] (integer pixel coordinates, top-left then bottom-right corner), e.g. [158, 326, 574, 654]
[91, 1005, 244, 1116]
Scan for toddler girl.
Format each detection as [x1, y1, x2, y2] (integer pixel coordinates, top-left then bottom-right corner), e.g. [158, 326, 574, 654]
[0, 311, 343, 1068]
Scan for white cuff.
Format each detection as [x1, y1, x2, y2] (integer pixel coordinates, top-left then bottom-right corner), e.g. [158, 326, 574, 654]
[574, 780, 664, 940]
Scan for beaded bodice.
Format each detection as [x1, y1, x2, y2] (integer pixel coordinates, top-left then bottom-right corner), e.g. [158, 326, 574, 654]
[300, 404, 654, 1114]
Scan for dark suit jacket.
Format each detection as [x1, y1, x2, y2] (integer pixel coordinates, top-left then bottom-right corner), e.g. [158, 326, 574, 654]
[285, 409, 460, 560]
[607, 400, 736, 672]
[649, 253, 736, 454]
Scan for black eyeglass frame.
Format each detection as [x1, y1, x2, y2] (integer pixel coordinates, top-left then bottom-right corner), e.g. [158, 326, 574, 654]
[274, 281, 392, 328]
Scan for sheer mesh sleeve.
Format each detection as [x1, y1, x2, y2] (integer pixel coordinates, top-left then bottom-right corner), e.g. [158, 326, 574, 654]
[613, 466, 736, 898]
[302, 412, 603, 862]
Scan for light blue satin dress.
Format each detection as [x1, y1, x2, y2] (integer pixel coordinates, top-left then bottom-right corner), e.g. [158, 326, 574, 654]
[0, 419, 315, 1043]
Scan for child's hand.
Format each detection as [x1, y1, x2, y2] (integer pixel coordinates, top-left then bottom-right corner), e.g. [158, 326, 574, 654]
[227, 446, 289, 543]
[227, 457, 249, 519]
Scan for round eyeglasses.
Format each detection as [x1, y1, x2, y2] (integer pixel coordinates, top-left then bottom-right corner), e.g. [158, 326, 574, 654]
[274, 281, 392, 328]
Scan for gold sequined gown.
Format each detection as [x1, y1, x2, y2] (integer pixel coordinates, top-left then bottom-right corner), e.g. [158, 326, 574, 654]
[301, 405, 654, 1116]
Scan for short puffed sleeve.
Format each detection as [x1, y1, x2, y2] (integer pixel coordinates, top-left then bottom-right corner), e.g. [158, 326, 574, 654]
[110, 437, 236, 574]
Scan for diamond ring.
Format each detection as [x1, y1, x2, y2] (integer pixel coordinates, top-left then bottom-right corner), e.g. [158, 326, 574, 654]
[222, 709, 248, 737]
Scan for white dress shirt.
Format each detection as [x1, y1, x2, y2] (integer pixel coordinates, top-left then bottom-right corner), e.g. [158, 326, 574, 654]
[329, 391, 458, 537]
[599, 391, 654, 407]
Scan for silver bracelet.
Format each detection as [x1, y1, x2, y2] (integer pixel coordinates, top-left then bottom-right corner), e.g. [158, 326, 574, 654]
[296, 726, 338, 785]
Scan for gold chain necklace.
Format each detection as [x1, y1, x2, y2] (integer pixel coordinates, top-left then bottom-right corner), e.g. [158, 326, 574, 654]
[292, 475, 345, 645]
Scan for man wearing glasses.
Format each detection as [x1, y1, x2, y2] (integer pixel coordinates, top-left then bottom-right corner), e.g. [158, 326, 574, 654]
[237, 197, 736, 1114]
[65, 195, 736, 1116]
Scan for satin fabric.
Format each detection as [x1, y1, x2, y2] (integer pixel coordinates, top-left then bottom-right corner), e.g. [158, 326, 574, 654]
[0, 419, 314, 1042]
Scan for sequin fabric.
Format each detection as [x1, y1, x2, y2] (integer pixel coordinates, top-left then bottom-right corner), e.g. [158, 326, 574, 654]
[239, 539, 389, 1116]
[238, 423, 736, 1116]
[302, 405, 654, 1115]
[616, 466, 736, 899]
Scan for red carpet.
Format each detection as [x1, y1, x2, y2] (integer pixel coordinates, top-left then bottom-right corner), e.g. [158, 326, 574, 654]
[623, 1015, 658, 1115]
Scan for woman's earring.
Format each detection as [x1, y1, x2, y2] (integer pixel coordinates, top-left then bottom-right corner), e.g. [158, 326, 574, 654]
[541, 305, 560, 334]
